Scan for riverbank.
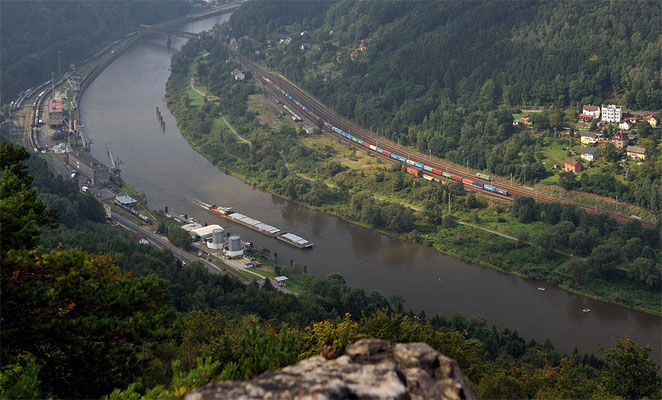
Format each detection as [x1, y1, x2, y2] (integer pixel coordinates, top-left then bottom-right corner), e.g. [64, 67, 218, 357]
[163, 48, 661, 316]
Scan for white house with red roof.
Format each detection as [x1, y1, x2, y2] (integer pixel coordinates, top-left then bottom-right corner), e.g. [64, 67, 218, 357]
[582, 105, 600, 118]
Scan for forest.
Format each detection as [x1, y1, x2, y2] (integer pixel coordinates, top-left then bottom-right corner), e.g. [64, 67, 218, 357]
[0, 0, 191, 103]
[1, 141, 660, 398]
[225, 0, 661, 212]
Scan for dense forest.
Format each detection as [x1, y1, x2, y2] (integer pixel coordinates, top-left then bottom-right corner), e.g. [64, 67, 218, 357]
[225, 0, 661, 212]
[0, 0, 191, 103]
[2, 140, 660, 398]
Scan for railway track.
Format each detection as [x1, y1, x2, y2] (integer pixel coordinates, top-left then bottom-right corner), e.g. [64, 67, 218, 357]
[231, 49, 655, 229]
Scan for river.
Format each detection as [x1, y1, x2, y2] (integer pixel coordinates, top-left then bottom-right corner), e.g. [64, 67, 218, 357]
[79, 13, 661, 361]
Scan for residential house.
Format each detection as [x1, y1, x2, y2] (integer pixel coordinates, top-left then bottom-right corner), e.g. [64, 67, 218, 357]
[611, 131, 629, 149]
[231, 69, 245, 80]
[520, 113, 532, 126]
[564, 158, 582, 173]
[601, 104, 622, 122]
[626, 145, 647, 160]
[581, 146, 601, 162]
[582, 105, 600, 118]
[646, 114, 658, 128]
[618, 120, 632, 131]
[625, 117, 638, 125]
[579, 113, 594, 123]
[580, 132, 597, 145]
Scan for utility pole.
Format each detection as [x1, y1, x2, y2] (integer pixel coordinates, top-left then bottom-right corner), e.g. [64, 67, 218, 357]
[448, 192, 451, 215]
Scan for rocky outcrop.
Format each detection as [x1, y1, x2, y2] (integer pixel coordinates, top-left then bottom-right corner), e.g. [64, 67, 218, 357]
[185, 339, 475, 400]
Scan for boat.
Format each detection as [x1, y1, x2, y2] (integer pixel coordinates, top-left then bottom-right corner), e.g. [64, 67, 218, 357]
[537, 287, 546, 291]
[196, 200, 314, 248]
[582, 308, 591, 313]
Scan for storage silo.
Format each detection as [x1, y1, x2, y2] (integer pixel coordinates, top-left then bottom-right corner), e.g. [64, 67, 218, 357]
[207, 228, 225, 250]
[226, 235, 244, 257]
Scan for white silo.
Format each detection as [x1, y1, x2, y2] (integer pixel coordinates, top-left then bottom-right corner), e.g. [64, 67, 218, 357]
[225, 235, 244, 257]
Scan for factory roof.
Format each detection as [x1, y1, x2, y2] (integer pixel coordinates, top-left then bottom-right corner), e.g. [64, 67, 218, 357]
[190, 224, 224, 238]
[115, 195, 137, 205]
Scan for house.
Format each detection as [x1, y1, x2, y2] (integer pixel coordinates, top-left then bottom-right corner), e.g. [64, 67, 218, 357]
[231, 69, 245, 81]
[618, 120, 632, 131]
[601, 104, 622, 122]
[564, 158, 582, 173]
[625, 117, 638, 125]
[274, 276, 289, 287]
[578, 113, 594, 123]
[646, 114, 658, 128]
[611, 131, 629, 148]
[626, 145, 647, 160]
[520, 113, 532, 126]
[580, 132, 597, 145]
[300, 43, 311, 51]
[582, 105, 600, 118]
[581, 146, 601, 162]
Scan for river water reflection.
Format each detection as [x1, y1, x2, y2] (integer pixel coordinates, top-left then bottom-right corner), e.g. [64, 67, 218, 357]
[79, 13, 661, 361]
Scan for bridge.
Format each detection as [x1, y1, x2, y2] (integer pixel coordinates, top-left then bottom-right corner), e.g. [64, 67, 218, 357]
[139, 24, 200, 48]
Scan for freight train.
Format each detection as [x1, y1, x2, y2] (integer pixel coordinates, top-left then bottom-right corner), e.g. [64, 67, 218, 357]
[261, 76, 509, 197]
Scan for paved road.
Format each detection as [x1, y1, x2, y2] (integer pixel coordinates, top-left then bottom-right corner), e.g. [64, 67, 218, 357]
[110, 211, 232, 277]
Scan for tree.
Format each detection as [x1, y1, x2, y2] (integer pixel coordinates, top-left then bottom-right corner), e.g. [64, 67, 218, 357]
[558, 170, 578, 190]
[168, 227, 192, 249]
[512, 196, 535, 223]
[627, 257, 661, 291]
[515, 230, 529, 248]
[0, 142, 58, 254]
[588, 244, 622, 279]
[600, 338, 662, 399]
[1, 249, 175, 398]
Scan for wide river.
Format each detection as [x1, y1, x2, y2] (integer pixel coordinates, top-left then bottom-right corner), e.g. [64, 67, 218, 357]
[80, 13, 660, 361]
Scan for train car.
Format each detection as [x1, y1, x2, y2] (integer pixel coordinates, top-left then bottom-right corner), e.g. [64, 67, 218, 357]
[383, 150, 391, 157]
[422, 174, 434, 181]
[432, 168, 442, 175]
[273, 98, 281, 104]
[390, 153, 399, 160]
[471, 181, 484, 189]
[476, 173, 490, 181]
[406, 167, 420, 177]
[357, 139, 364, 145]
[414, 162, 424, 169]
[423, 165, 433, 172]
[461, 178, 473, 185]
[495, 188, 509, 196]
[483, 184, 496, 192]
[376, 148, 384, 154]
[369, 145, 377, 151]
[406, 159, 415, 166]
[363, 142, 371, 148]
[442, 172, 452, 179]
[451, 175, 462, 181]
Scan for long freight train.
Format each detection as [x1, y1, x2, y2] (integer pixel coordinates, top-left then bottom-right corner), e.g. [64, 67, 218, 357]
[261, 76, 509, 197]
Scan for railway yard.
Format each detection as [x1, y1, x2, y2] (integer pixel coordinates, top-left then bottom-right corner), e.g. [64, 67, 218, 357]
[230, 49, 656, 229]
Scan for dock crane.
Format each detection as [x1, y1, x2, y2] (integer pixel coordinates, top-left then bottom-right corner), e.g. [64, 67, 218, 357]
[107, 146, 123, 181]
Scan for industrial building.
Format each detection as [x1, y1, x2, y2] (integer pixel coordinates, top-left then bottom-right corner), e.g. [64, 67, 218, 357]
[67, 151, 111, 184]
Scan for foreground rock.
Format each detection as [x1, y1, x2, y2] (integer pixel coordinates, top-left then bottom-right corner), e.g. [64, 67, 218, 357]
[185, 339, 475, 400]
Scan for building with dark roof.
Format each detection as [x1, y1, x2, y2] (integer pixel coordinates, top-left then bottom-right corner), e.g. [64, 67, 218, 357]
[581, 146, 601, 162]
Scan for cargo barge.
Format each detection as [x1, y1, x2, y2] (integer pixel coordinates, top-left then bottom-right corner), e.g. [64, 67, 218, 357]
[197, 201, 313, 249]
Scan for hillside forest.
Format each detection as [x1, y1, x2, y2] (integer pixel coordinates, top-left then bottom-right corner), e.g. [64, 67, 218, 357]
[225, 0, 661, 212]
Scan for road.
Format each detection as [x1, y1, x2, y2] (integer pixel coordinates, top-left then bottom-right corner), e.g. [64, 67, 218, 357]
[110, 211, 230, 277]
[111, 211, 293, 293]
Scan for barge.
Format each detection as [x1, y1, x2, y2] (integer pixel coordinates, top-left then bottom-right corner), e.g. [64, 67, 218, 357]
[197, 201, 313, 249]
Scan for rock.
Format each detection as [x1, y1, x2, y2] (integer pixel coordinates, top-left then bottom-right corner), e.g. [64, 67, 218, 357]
[184, 339, 476, 400]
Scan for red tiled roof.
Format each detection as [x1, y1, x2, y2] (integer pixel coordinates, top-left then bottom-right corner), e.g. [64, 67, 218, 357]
[583, 105, 599, 111]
